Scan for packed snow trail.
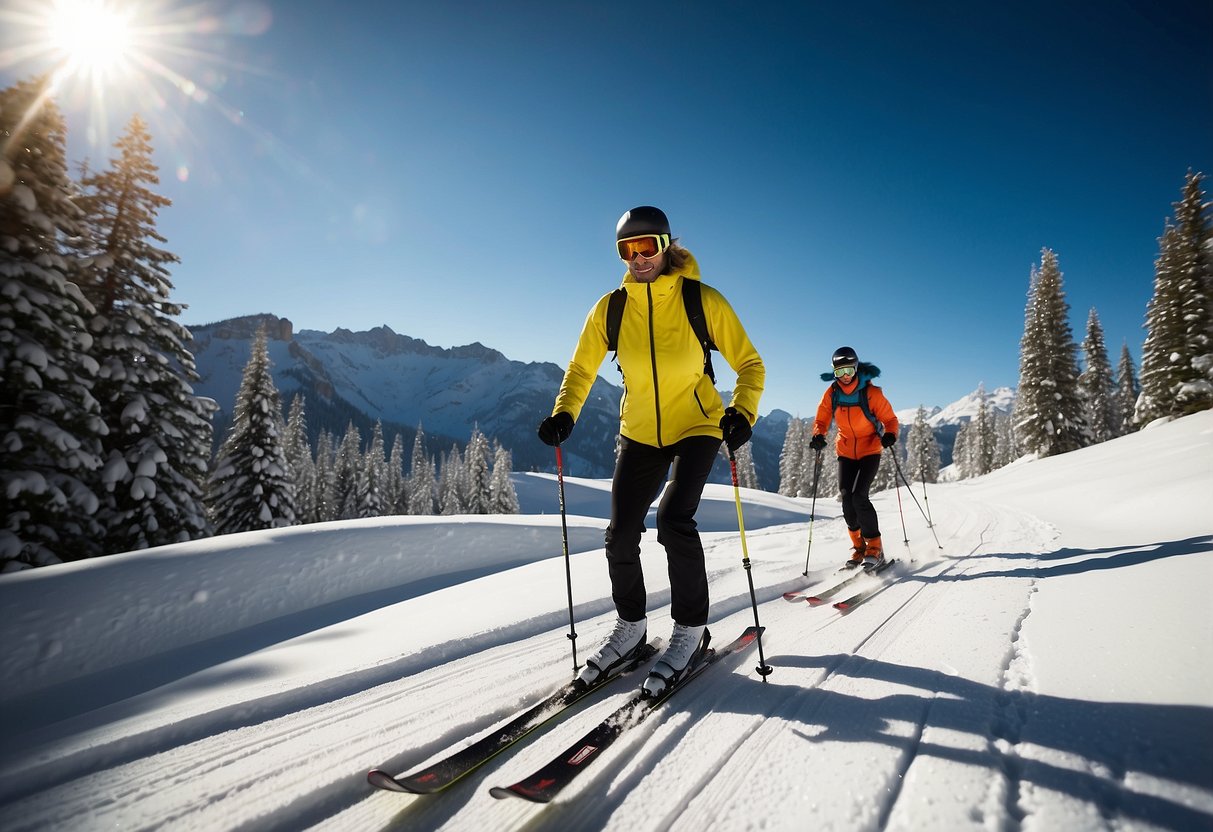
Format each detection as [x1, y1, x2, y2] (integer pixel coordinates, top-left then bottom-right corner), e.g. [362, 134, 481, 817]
[1, 413, 1210, 831]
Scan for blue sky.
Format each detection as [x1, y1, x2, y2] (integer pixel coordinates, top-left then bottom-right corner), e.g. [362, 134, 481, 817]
[3, 0, 1211, 418]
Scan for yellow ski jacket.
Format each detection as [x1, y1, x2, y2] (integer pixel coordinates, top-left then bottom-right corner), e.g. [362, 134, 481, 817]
[552, 251, 764, 448]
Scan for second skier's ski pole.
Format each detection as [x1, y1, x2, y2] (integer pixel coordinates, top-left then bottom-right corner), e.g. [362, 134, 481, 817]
[801, 448, 824, 575]
[728, 447, 773, 680]
[888, 447, 910, 546]
[554, 445, 579, 673]
[891, 450, 942, 549]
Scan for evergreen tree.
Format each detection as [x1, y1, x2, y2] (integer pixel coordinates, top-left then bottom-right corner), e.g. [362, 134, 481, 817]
[489, 442, 520, 514]
[871, 443, 899, 492]
[1, 77, 108, 569]
[385, 433, 408, 514]
[1115, 342, 1141, 436]
[904, 407, 941, 484]
[283, 394, 316, 523]
[71, 115, 214, 552]
[408, 424, 437, 515]
[992, 412, 1019, 469]
[358, 420, 387, 518]
[778, 417, 806, 497]
[1077, 308, 1121, 443]
[952, 421, 973, 479]
[726, 441, 760, 490]
[312, 431, 337, 522]
[205, 327, 296, 533]
[1014, 249, 1089, 457]
[333, 423, 362, 520]
[438, 445, 464, 515]
[1136, 172, 1213, 422]
[972, 385, 996, 476]
[462, 425, 492, 514]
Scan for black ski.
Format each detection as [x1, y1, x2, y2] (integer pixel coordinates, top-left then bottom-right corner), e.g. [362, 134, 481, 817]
[367, 641, 659, 794]
[489, 626, 763, 804]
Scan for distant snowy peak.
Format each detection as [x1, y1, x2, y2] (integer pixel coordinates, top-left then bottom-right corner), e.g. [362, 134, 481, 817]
[896, 386, 1016, 427]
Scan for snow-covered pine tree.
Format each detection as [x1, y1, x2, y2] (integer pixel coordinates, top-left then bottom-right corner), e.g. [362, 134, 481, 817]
[283, 394, 316, 523]
[1115, 342, 1140, 436]
[1, 77, 107, 569]
[972, 385, 995, 476]
[1136, 171, 1213, 422]
[438, 445, 464, 515]
[71, 115, 214, 552]
[312, 430, 336, 522]
[952, 421, 972, 479]
[205, 327, 296, 533]
[462, 425, 492, 514]
[871, 442, 899, 492]
[1077, 308, 1121, 443]
[333, 423, 362, 520]
[904, 407, 941, 483]
[818, 423, 840, 497]
[357, 421, 387, 518]
[727, 441, 759, 490]
[1014, 249, 1089, 457]
[778, 417, 805, 496]
[408, 424, 437, 515]
[385, 433, 408, 514]
[489, 442, 520, 514]
[992, 411, 1019, 469]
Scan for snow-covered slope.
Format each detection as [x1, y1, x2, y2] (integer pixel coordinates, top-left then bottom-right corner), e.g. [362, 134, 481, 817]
[2, 411, 1208, 831]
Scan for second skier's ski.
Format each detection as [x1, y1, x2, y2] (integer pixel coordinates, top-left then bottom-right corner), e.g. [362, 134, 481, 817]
[367, 640, 659, 794]
[489, 626, 763, 804]
[833, 558, 899, 611]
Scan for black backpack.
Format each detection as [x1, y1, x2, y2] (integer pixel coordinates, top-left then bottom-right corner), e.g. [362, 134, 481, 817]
[604, 280, 717, 382]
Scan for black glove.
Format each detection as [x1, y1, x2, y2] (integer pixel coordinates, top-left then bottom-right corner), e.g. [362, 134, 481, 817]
[719, 407, 752, 452]
[537, 412, 574, 446]
[881, 432, 897, 448]
[809, 434, 827, 451]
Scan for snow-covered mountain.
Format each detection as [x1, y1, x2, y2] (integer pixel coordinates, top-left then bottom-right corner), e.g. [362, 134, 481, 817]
[188, 314, 789, 487]
[896, 385, 1016, 428]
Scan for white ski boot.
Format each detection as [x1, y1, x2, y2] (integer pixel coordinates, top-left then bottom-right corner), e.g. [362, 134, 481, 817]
[641, 624, 710, 698]
[576, 616, 647, 688]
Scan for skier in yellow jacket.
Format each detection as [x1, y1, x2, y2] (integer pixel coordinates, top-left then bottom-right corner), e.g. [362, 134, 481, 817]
[538, 206, 764, 698]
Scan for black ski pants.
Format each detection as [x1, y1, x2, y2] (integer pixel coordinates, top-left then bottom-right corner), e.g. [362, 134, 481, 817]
[604, 434, 720, 627]
[838, 453, 882, 539]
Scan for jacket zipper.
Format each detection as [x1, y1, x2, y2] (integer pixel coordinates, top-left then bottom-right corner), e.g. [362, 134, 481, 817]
[647, 284, 663, 447]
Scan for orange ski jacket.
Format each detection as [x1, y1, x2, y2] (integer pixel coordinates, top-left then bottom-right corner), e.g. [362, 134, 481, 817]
[811, 366, 898, 460]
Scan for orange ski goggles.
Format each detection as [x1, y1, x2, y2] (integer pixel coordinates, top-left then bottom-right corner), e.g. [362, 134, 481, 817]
[617, 233, 670, 261]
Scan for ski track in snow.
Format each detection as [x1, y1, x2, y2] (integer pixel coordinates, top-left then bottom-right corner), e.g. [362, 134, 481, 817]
[7, 409, 1213, 832]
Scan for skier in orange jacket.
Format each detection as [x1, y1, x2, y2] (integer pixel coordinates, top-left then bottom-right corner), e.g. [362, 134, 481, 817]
[809, 346, 899, 569]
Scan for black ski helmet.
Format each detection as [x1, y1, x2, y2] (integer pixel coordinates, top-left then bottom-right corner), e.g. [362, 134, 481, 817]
[832, 346, 859, 368]
[616, 206, 670, 240]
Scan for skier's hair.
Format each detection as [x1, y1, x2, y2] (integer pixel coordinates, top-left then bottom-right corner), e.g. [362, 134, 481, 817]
[663, 239, 689, 273]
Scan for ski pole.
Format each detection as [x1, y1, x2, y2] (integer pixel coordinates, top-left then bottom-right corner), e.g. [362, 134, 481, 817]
[801, 448, 824, 575]
[554, 445, 580, 673]
[891, 450, 943, 549]
[888, 448, 910, 546]
[728, 447, 773, 680]
[919, 461, 938, 533]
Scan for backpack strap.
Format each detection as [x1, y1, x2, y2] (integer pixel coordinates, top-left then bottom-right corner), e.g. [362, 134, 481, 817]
[681, 279, 717, 383]
[831, 383, 884, 435]
[604, 282, 717, 383]
[605, 288, 627, 353]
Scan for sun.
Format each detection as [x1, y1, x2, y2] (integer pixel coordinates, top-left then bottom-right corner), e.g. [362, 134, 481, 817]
[48, 0, 134, 80]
